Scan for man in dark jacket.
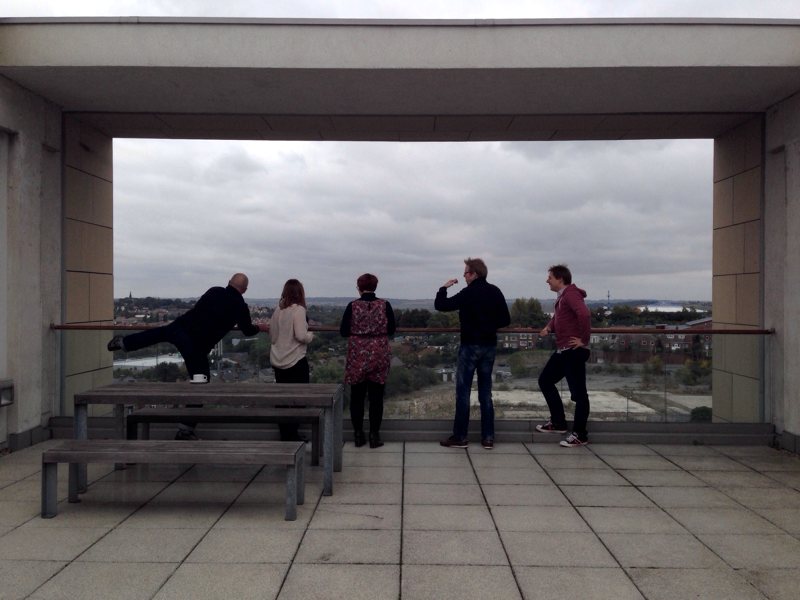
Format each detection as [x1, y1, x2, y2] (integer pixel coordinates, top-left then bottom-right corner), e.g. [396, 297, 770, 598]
[535, 264, 592, 447]
[435, 257, 510, 449]
[107, 272, 263, 439]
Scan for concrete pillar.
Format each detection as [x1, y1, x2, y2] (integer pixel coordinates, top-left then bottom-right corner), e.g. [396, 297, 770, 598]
[712, 117, 763, 423]
[765, 91, 800, 451]
[62, 116, 114, 418]
[0, 75, 63, 449]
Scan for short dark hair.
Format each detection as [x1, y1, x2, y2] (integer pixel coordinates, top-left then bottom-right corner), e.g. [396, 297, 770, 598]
[357, 273, 378, 293]
[464, 257, 487, 278]
[548, 264, 572, 285]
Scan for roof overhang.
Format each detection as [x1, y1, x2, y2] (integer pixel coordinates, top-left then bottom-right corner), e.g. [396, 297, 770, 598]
[2, 17, 800, 140]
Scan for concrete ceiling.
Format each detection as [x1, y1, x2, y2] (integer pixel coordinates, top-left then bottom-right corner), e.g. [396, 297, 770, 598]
[2, 18, 800, 141]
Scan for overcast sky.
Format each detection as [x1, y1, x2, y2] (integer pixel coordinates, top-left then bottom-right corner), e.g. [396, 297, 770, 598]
[5, 1, 800, 301]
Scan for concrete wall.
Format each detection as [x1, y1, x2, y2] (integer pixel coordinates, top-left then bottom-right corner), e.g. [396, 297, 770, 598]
[765, 91, 800, 451]
[62, 116, 114, 418]
[712, 118, 763, 423]
[0, 75, 63, 449]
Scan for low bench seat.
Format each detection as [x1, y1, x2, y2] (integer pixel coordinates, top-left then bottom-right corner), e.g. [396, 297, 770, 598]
[41, 439, 306, 520]
[126, 407, 322, 465]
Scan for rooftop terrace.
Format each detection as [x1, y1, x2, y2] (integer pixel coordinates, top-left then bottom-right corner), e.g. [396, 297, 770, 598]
[2, 440, 800, 599]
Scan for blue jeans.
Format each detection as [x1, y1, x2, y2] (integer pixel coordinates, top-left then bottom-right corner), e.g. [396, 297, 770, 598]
[453, 344, 497, 441]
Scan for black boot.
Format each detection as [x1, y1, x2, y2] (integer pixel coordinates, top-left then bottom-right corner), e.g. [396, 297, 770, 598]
[353, 430, 366, 447]
[369, 432, 384, 449]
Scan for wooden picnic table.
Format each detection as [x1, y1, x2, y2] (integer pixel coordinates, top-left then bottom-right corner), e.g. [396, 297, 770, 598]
[73, 382, 344, 495]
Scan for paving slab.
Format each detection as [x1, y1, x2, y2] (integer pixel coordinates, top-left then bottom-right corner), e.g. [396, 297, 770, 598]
[473, 467, 550, 485]
[526, 443, 593, 455]
[0, 525, 109, 561]
[743, 568, 800, 600]
[492, 505, 590, 532]
[178, 464, 261, 482]
[482, 484, 569, 507]
[617, 469, 706, 487]
[599, 532, 726, 568]
[404, 452, 470, 468]
[578, 506, 686, 534]
[26, 502, 138, 529]
[295, 529, 400, 564]
[403, 530, 507, 566]
[698, 533, 800, 569]
[403, 504, 495, 531]
[118, 502, 228, 529]
[627, 567, 767, 600]
[186, 528, 303, 563]
[78, 527, 205, 563]
[501, 531, 616, 567]
[316, 482, 402, 505]
[76, 481, 168, 504]
[470, 453, 538, 468]
[751, 507, 800, 534]
[516, 566, 644, 600]
[149, 481, 246, 504]
[402, 565, 521, 600]
[404, 466, 476, 484]
[664, 507, 784, 535]
[736, 456, 800, 472]
[690, 470, 784, 488]
[0, 559, 66, 599]
[30, 561, 176, 600]
[335, 466, 402, 483]
[763, 471, 800, 490]
[279, 564, 399, 600]
[649, 444, 723, 456]
[467, 442, 530, 454]
[590, 443, 657, 456]
[152, 563, 285, 600]
[560, 485, 655, 508]
[342, 452, 403, 467]
[236, 481, 323, 504]
[601, 455, 679, 471]
[639, 486, 739, 508]
[535, 454, 608, 470]
[668, 455, 751, 471]
[719, 486, 800, 509]
[403, 483, 484, 505]
[215, 501, 315, 530]
[309, 503, 401, 530]
[548, 468, 630, 486]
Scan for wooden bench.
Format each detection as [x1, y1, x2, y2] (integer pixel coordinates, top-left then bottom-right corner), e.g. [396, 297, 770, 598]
[125, 407, 323, 466]
[41, 439, 306, 520]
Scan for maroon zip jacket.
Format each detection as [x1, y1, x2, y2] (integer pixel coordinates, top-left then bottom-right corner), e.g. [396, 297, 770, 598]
[546, 283, 591, 349]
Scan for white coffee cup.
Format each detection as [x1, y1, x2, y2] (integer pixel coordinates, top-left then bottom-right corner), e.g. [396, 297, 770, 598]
[190, 374, 208, 384]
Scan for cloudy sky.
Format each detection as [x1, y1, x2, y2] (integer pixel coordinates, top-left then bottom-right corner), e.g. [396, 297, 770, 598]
[5, 1, 800, 301]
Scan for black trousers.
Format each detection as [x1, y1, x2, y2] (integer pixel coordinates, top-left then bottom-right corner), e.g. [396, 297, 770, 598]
[273, 357, 309, 441]
[538, 347, 591, 440]
[350, 381, 385, 435]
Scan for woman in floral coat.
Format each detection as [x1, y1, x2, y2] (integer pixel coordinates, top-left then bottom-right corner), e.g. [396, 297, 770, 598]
[340, 273, 396, 448]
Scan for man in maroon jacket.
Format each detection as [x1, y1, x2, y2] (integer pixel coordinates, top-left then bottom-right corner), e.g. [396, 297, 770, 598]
[535, 265, 592, 447]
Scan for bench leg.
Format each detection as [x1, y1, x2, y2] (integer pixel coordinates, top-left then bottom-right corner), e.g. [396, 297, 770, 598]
[323, 407, 333, 496]
[41, 462, 58, 518]
[334, 390, 343, 473]
[74, 404, 88, 493]
[285, 463, 298, 521]
[114, 404, 126, 470]
[68, 463, 81, 503]
[126, 417, 137, 440]
[311, 421, 320, 466]
[298, 443, 306, 506]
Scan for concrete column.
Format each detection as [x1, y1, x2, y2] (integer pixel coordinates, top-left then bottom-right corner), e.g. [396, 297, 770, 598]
[0, 75, 63, 449]
[62, 116, 114, 418]
[712, 117, 763, 423]
[765, 92, 800, 451]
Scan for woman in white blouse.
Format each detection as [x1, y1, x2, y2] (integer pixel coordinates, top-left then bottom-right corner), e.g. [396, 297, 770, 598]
[269, 279, 314, 440]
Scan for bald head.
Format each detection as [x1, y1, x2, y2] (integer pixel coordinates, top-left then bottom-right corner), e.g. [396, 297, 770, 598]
[229, 273, 249, 294]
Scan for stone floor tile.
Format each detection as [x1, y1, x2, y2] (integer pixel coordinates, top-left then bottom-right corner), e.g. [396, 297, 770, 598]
[698, 533, 800, 569]
[118, 502, 228, 529]
[295, 529, 400, 564]
[0, 525, 109, 561]
[517, 566, 644, 600]
[27, 502, 139, 529]
[178, 464, 261, 482]
[153, 563, 285, 600]
[752, 507, 800, 533]
[405, 442, 452, 453]
[470, 453, 538, 468]
[719, 486, 800, 509]
[187, 528, 303, 563]
[309, 503, 401, 530]
[763, 471, 800, 490]
[0, 559, 66, 599]
[691, 470, 784, 488]
[492, 505, 589, 532]
[343, 441, 402, 453]
[403, 530, 507, 566]
[628, 567, 767, 600]
[649, 445, 724, 456]
[590, 444, 657, 456]
[215, 501, 315, 529]
[30, 561, 176, 600]
[743, 568, 800, 600]
[474, 467, 550, 485]
[0, 478, 68, 502]
[279, 564, 399, 600]
[342, 452, 403, 467]
[599, 533, 726, 568]
[712, 446, 781, 457]
[665, 507, 784, 534]
[236, 481, 323, 504]
[403, 466, 476, 484]
[467, 442, 530, 454]
[0, 500, 44, 526]
[149, 481, 246, 504]
[560, 485, 655, 508]
[501, 531, 616, 567]
[403, 483, 484, 505]
[535, 454, 608, 470]
[602, 455, 679, 471]
[736, 456, 800, 472]
[77, 481, 168, 504]
[98, 464, 190, 483]
[403, 504, 494, 531]
[578, 507, 686, 534]
[402, 565, 521, 600]
[318, 482, 401, 505]
[335, 466, 402, 484]
[482, 484, 569, 507]
[548, 468, 630, 486]
[617, 469, 706, 487]
[526, 443, 593, 455]
[639, 486, 739, 508]
[668, 455, 750, 471]
[78, 527, 205, 563]
[0, 461, 41, 481]
[404, 452, 471, 468]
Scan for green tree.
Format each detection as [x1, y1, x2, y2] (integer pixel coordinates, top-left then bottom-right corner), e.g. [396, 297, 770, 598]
[427, 311, 460, 329]
[509, 298, 547, 328]
[310, 361, 344, 383]
[395, 309, 432, 328]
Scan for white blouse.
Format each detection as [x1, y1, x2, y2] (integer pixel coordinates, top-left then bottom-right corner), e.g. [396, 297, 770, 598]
[269, 304, 314, 369]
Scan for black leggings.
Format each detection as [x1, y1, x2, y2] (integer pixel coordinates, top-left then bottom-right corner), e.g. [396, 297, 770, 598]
[273, 358, 309, 440]
[350, 381, 385, 435]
